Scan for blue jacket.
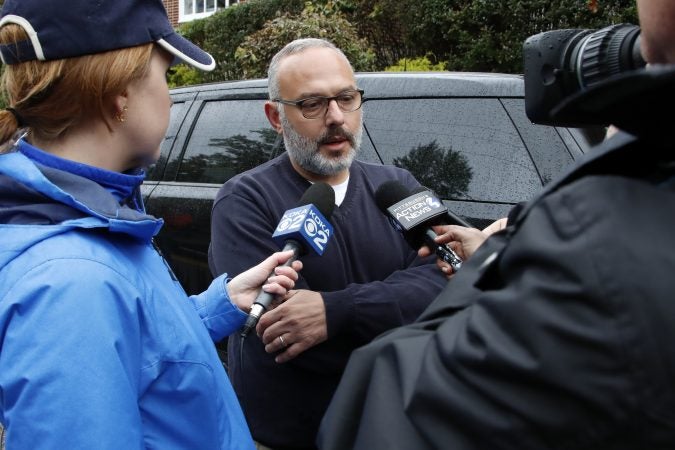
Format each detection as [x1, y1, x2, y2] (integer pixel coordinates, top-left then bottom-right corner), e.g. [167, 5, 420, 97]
[0, 144, 254, 449]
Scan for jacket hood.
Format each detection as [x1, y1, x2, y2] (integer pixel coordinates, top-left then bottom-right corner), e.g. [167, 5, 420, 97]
[0, 151, 163, 268]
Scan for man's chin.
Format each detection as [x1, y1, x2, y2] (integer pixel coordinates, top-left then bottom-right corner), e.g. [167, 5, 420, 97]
[305, 156, 353, 176]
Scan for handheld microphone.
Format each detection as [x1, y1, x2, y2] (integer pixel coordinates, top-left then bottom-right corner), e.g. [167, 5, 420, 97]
[240, 182, 336, 338]
[374, 181, 464, 272]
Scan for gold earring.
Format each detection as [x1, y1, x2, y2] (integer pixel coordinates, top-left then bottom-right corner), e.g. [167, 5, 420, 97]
[115, 105, 128, 123]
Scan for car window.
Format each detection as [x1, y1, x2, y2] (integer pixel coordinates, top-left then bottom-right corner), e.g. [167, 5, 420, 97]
[147, 100, 190, 181]
[501, 98, 577, 185]
[176, 99, 275, 184]
[362, 98, 542, 203]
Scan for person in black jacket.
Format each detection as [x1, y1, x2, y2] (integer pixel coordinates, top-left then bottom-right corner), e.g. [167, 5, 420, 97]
[318, 1, 675, 449]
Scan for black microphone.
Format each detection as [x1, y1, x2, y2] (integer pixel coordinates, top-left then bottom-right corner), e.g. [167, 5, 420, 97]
[240, 182, 336, 338]
[374, 181, 464, 272]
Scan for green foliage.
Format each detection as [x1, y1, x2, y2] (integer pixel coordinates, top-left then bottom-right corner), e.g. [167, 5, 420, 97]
[338, 0, 414, 68]
[385, 56, 447, 72]
[235, 2, 376, 79]
[177, 0, 305, 83]
[168, 0, 638, 84]
[339, 0, 637, 73]
[167, 63, 204, 88]
[405, 0, 639, 73]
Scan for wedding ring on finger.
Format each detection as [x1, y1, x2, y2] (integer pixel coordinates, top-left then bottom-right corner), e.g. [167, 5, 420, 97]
[278, 335, 288, 348]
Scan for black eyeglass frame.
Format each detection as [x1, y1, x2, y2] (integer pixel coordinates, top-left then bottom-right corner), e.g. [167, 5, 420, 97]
[272, 89, 365, 119]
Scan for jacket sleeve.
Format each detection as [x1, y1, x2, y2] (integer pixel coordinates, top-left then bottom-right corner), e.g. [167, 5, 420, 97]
[189, 273, 247, 342]
[319, 179, 667, 450]
[0, 260, 146, 449]
[321, 256, 447, 346]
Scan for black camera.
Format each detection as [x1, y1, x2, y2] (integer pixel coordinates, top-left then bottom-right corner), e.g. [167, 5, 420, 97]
[523, 23, 645, 126]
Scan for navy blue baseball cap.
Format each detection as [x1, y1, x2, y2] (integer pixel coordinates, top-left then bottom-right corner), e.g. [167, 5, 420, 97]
[0, 0, 215, 71]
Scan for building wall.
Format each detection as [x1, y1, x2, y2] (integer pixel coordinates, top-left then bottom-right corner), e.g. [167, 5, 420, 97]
[163, 0, 246, 28]
[162, 0, 179, 28]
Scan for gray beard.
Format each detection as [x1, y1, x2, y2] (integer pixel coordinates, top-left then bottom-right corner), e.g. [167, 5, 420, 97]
[280, 110, 362, 177]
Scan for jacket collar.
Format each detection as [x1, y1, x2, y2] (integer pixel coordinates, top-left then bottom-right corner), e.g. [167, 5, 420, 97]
[0, 151, 162, 240]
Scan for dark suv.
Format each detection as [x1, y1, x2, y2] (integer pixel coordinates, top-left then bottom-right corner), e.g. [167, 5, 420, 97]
[142, 72, 601, 294]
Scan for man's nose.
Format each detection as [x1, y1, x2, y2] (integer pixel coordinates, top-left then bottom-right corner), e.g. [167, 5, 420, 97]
[324, 99, 345, 126]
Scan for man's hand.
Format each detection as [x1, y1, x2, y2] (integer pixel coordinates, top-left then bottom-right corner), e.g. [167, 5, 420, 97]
[227, 250, 303, 312]
[257, 289, 328, 363]
[418, 224, 497, 277]
[482, 217, 508, 236]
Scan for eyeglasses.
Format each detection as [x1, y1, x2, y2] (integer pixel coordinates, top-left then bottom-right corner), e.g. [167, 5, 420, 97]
[273, 89, 365, 119]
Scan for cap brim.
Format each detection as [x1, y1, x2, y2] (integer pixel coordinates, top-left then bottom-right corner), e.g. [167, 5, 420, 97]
[157, 34, 215, 72]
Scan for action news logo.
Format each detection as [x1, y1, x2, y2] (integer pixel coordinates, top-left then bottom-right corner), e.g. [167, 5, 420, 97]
[387, 191, 445, 231]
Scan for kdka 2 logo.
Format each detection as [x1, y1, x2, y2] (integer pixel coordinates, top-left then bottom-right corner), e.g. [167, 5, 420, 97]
[273, 204, 333, 255]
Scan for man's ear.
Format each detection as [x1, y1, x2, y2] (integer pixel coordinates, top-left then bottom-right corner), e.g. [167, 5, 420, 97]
[264, 101, 283, 134]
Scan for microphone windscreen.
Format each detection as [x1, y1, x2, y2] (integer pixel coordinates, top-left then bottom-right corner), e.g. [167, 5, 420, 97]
[374, 180, 411, 213]
[402, 185, 474, 228]
[300, 182, 336, 220]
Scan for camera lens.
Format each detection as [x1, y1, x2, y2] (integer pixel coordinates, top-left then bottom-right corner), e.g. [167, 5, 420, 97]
[572, 24, 644, 90]
[523, 23, 645, 125]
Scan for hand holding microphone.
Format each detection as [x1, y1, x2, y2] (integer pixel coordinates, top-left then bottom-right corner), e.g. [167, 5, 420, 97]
[227, 250, 303, 312]
[418, 225, 485, 267]
[417, 217, 508, 272]
[374, 181, 468, 273]
[240, 182, 335, 338]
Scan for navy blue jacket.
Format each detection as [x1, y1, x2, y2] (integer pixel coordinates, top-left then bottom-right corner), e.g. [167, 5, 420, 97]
[209, 153, 447, 449]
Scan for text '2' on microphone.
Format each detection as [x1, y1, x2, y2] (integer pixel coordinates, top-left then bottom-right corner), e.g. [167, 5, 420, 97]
[374, 180, 465, 272]
[240, 182, 336, 338]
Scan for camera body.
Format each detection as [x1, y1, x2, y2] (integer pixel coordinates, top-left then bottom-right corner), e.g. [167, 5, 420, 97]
[523, 24, 644, 126]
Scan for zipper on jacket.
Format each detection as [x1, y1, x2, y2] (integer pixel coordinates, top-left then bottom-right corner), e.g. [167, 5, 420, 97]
[151, 238, 178, 282]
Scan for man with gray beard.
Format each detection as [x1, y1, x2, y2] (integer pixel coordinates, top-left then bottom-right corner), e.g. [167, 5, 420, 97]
[208, 38, 447, 450]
